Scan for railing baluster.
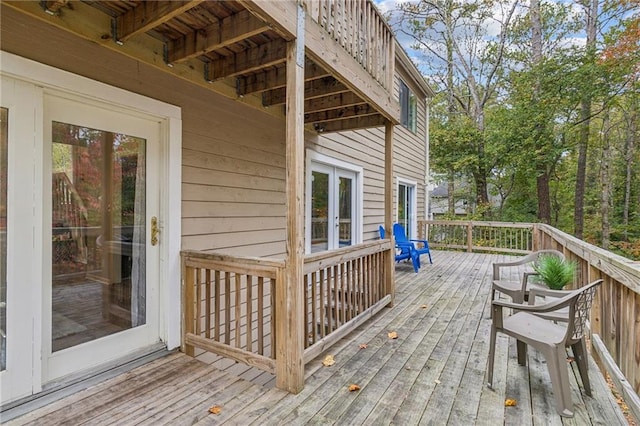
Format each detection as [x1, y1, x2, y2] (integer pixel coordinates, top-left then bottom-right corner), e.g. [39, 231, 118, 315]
[205, 269, 211, 338]
[214, 270, 220, 341]
[304, 274, 310, 347]
[235, 273, 242, 348]
[311, 271, 318, 344]
[258, 276, 264, 355]
[225, 271, 231, 345]
[319, 268, 326, 338]
[247, 274, 253, 352]
[195, 268, 202, 336]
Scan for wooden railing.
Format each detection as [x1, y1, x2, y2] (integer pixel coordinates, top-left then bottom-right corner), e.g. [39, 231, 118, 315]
[418, 219, 640, 414]
[418, 220, 534, 254]
[306, 0, 395, 91]
[182, 250, 284, 374]
[534, 224, 640, 418]
[302, 240, 392, 362]
[182, 240, 393, 381]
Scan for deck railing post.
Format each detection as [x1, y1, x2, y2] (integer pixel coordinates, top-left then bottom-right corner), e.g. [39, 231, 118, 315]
[466, 222, 473, 253]
[276, 3, 305, 394]
[182, 258, 195, 357]
[384, 120, 395, 305]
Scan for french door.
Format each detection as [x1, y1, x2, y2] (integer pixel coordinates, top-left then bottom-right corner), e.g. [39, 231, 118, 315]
[44, 93, 161, 382]
[398, 180, 417, 239]
[0, 73, 163, 403]
[308, 160, 359, 253]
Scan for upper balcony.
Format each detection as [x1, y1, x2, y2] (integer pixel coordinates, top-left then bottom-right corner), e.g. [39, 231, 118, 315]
[6, 0, 399, 132]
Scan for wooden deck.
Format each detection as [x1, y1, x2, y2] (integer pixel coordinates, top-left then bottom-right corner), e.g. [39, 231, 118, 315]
[4, 251, 627, 425]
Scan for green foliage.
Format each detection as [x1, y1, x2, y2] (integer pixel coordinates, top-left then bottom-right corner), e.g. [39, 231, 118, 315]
[533, 255, 577, 290]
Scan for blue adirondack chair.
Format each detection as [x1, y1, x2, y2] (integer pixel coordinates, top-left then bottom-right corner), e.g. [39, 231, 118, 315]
[393, 223, 432, 264]
[379, 225, 420, 273]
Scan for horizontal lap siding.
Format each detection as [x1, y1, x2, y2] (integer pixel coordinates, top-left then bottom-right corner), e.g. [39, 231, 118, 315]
[1, 8, 289, 259]
[2, 8, 427, 258]
[181, 95, 287, 257]
[310, 66, 428, 241]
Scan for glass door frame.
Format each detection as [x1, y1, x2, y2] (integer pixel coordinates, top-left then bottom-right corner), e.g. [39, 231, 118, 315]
[305, 150, 363, 254]
[0, 51, 182, 404]
[397, 177, 418, 240]
[0, 75, 41, 403]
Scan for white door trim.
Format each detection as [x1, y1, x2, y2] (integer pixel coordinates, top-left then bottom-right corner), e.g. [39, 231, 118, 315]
[0, 51, 182, 400]
[397, 177, 418, 240]
[305, 150, 363, 254]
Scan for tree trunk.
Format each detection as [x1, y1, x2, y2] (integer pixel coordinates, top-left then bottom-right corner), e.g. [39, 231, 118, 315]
[531, 0, 550, 223]
[536, 165, 552, 224]
[448, 172, 455, 215]
[623, 100, 637, 241]
[601, 112, 611, 249]
[574, 0, 599, 239]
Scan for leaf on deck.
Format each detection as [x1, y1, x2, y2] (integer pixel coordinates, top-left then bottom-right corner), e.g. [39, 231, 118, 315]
[505, 399, 517, 407]
[348, 384, 361, 392]
[359, 343, 368, 349]
[387, 331, 398, 339]
[567, 356, 575, 363]
[322, 354, 336, 367]
[420, 304, 428, 309]
[209, 405, 222, 415]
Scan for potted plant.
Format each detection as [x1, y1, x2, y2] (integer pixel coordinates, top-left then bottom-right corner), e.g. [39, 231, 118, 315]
[533, 254, 577, 290]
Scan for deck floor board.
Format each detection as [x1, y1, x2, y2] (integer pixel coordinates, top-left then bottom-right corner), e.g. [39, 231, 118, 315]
[4, 251, 627, 425]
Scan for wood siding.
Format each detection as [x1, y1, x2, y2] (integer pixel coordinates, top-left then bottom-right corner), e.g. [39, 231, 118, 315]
[311, 64, 428, 242]
[1, 6, 427, 259]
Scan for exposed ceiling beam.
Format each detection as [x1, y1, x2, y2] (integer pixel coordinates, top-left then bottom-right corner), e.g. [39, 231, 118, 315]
[304, 104, 377, 124]
[236, 60, 329, 96]
[314, 114, 386, 133]
[167, 10, 269, 64]
[304, 92, 364, 114]
[205, 38, 287, 82]
[115, 1, 204, 43]
[262, 78, 349, 107]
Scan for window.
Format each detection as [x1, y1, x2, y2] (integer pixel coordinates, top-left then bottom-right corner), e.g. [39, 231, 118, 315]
[398, 179, 417, 240]
[306, 151, 362, 253]
[399, 80, 417, 133]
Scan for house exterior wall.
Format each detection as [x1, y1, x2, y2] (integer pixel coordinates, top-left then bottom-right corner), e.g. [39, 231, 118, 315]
[1, 6, 289, 259]
[2, 7, 430, 259]
[312, 62, 429, 242]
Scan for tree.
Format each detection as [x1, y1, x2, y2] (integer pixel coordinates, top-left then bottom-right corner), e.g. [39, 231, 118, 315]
[394, 0, 519, 215]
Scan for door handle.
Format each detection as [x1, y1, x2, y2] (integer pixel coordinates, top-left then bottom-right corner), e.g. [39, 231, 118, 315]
[151, 216, 159, 246]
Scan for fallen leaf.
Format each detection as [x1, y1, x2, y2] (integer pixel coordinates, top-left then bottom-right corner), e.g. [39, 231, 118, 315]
[567, 357, 575, 363]
[348, 384, 361, 392]
[388, 331, 398, 339]
[359, 343, 368, 349]
[505, 399, 517, 407]
[420, 304, 428, 309]
[322, 354, 335, 367]
[209, 405, 222, 415]
[434, 379, 441, 384]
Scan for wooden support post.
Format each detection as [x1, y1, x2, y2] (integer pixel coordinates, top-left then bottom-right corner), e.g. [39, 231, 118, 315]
[532, 223, 540, 252]
[467, 222, 473, 253]
[182, 261, 195, 357]
[275, 3, 305, 394]
[384, 120, 395, 306]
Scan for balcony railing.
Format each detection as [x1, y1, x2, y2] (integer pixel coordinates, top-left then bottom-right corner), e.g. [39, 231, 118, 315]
[306, 0, 395, 91]
[181, 240, 393, 386]
[418, 219, 640, 416]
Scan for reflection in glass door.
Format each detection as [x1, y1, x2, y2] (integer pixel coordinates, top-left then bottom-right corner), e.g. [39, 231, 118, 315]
[311, 170, 330, 253]
[51, 123, 146, 352]
[398, 181, 416, 239]
[338, 175, 353, 247]
[309, 161, 358, 253]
